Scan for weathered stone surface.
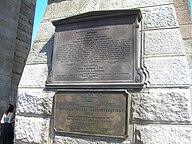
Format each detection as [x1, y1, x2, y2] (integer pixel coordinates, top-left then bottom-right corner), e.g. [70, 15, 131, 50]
[142, 5, 178, 30]
[144, 29, 184, 56]
[145, 56, 190, 87]
[43, 0, 99, 21]
[0, 51, 14, 75]
[180, 24, 192, 39]
[54, 136, 129, 144]
[14, 116, 49, 144]
[184, 40, 192, 54]
[99, 0, 172, 10]
[19, 64, 49, 87]
[132, 88, 191, 122]
[16, 89, 54, 115]
[35, 22, 55, 42]
[27, 41, 53, 64]
[184, 40, 192, 83]
[176, 9, 191, 25]
[173, 0, 190, 10]
[135, 125, 192, 144]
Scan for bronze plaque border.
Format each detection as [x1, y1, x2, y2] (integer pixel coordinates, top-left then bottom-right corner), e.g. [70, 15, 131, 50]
[46, 10, 144, 89]
[53, 89, 128, 139]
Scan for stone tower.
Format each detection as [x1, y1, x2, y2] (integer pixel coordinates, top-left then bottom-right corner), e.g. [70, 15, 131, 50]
[0, 0, 36, 116]
[15, 0, 192, 144]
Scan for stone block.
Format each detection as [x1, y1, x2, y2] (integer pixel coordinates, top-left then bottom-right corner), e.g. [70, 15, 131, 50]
[176, 9, 191, 25]
[27, 41, 53, 64]
[141, 5, 178, 30]
[54, 136, 128, 144]
[14, 49, 28, 60]
[145, 56, 190, 87]
[19, 11, 30, 22]
[0, 27, 17, 41]
[99, 0, 123, 10]
[0, 81, 11, 95]
[22, 0, 36, 10]
[186, 55, 192, 70]
[15, 39, 30, 54]
[14, 55, 25, 64]
[0, 38, 14, 51]
[20, 2, 35, 20]
[173, 0, 190, 10]
[43, 0, 99, 21]
[0, 100, 8, 114]
[17, 28, 32, 45]
[18, 15, 33, 31]
[14, 116, 49, 144]
[132, 88, 191, 122]
[0, 93, 10, 101]
[184, 40, 192, 54]
[17, 29, 32, 41]
[35, 22, 55, 42]
[18, 64, 49, 88]
[135, 125, 192, 144]
[0, 1, 20, 21]
[18, 22, 33, 36]
[0, 14, 19, 32]
[16, 89, 54, 116]
[144, 28, 184, 56]
[11, 73, 21, 84]
[180, 24, 192, 39]
[13, 62, 25, 74]
[0, 73, 11, 82]
[99, 0, 172, 10]
[0, 54, 14, 75]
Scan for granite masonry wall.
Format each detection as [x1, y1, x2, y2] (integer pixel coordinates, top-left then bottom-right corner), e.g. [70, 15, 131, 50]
[0, 0, 36, 116]
[15, 0, 192, 144]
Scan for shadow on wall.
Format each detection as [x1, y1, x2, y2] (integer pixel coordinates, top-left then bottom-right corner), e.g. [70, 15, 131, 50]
[135, 129, 143, 144]
[37, 36, 54, 84]
[48, 0, 72, 4]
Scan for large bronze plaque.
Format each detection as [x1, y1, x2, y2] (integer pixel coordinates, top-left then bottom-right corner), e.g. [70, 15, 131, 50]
[54, 91, 128, 138]
[47, 10, 143, 88]
[54, 25, 133, 82]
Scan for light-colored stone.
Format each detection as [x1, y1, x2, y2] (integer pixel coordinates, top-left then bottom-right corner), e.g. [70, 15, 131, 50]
[135, 125, 192, 144]
[14, 116, 49, 144]
[145, 56, 190, 87]
[27, 41, 53, 64]
[173, 0, 190, 10]
[176, 9, 191, 25]
[54, 136, 128, 144]
[132, 88, 191, 122]
[99, 0, 123, 10]
[16, 89, 54, 115]
[186, 55, 192, 70]
[184, 40, 192, 54]
[34, 22, 55, 42]
[141, 5, 178, 30]
[43, 0, 99, 21]
[19, 64, 49, 88]
[144, 29, 184, 56]
[180, 24, 192, 39]
[99, 0, 172, 10]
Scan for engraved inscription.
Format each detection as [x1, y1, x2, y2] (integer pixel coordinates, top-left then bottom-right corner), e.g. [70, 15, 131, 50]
[54, 91, 128, 137]
[54, 25, 133, 82]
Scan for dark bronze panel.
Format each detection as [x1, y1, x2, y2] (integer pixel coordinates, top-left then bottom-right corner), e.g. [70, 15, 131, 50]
[54, 25, 133, 82]
[46, 10, 144, 88]
[54, 91, 128, 138]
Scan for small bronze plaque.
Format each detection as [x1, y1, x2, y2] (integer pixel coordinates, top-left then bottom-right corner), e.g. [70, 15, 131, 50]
[54, 91, 128, 138]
